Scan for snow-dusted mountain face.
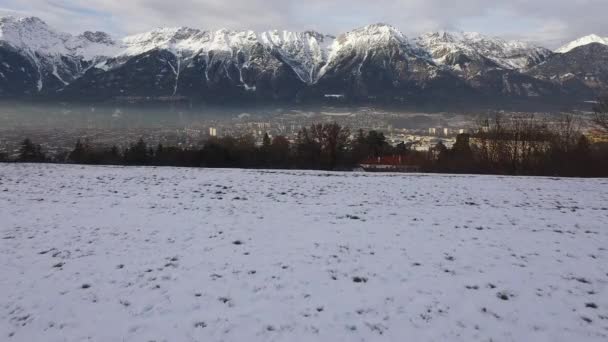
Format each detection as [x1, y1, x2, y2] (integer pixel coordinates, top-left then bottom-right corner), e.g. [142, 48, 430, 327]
[0, 16, 606, 107]
[415, 31, 551, 71]
[63, 27, 335, 101]
[556, 34, 608, 53]
[518, 34, 608, 99]
[527, 42, 608, 95]
[0, 16, 120, 95]
[0, 16, 333, 99]
[411, 31, 560, 100]
[314, 24, 452, 100]
[0, 16, 119, 59]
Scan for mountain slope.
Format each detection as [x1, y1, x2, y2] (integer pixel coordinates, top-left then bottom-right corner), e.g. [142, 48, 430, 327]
[412, 31, 559, 100]
[0, 16, 605, 107]
[61, 29, 311, 101]
[556, 34, 608, 53]
[312, 24, 458, 100]
[526, 43, 608, 96]
[0, 16, 119, 93]
[415, 31, 551, 71]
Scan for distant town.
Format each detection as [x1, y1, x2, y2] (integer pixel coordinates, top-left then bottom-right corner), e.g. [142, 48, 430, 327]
[2, 104, 589, 160]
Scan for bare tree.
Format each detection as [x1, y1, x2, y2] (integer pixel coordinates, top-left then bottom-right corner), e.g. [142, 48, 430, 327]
[552, 114, 582, 152]
[474, 114, 555, 174]
[593, 97, 608, 133]
[305, 123, 350, 169]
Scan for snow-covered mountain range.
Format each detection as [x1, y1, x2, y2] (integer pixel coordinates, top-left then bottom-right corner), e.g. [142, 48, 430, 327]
[556, 34, 608, 53]
[1, 16, 607, 107]
[415, 31, 551, 71]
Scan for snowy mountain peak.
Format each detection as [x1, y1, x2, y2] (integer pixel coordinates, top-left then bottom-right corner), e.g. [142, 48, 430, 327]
[343, 23, 409, 44]
[424, 30, 461, 42]
[120, 27, 276, 57]
[3, 15, 603, 102]
[316, 23, 422, 83]
[417, 30, 543, 51]
[0, 15, 48, 29]
[328, 23, 414, 58]
[0, 15, 119, 61]
[79, 31, 115, 45]
[0, 15, 71, 54]
[415, 30, 551, 70]
[302, 30, 334, 42]
[122, 26, 202, 46]
[363, 23, 403, 33]
[556, 34, 608, 53]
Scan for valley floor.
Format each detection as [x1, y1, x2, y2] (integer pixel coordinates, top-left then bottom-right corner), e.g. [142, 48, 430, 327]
[1, 164, 607, 341]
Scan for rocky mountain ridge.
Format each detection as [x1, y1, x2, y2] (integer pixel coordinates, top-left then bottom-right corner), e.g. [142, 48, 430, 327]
[1, 16, 606, 107]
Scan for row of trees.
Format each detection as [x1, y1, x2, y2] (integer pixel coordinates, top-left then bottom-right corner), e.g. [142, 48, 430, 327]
[9, 138, 47, 163]
[60, 123, 404, 170]
[433, 114, 607, 177]
[4, 100, 608, 177]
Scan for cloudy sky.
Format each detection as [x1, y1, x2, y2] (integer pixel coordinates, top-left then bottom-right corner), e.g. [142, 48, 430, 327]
[1, 0, 606, 48]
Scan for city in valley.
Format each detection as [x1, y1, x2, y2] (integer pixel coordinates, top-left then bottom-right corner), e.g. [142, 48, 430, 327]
[0, 103, 597, 161]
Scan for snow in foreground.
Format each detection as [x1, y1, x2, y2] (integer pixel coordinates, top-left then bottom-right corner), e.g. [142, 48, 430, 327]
[1, 164, 607, 341]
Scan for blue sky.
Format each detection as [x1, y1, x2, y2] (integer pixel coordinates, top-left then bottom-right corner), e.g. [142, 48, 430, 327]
[0, 0, 606, 48]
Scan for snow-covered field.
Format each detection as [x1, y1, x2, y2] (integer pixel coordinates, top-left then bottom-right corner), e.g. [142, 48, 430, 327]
[1, 163, 608, 342]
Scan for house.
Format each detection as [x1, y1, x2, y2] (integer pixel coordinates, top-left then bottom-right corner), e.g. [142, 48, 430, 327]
[359, 155, 422, 172]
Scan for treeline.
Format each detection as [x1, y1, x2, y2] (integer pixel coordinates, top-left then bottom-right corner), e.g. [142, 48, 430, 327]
[2, 124, 416, 170]
[57, 123, 408, 170]
[4, 115, 608, 177]
[433, 114, 608, 177]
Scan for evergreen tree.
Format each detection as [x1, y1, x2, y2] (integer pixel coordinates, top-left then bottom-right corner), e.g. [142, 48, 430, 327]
[124, 138, 149, 165]
[571, 135, 593, 176]
[269, 136, 291, 167]
[452, 134, 472, 157]
[262, 133, 271, 149]
[260, 133, 272, 167]
[449, 134, 475, 173]
[106, 145, 121, 165]
[295, 127, 321, 169]
[68, 139, 88, 164]
[18, 138, 46, 162]
[365, 130, 388, 157]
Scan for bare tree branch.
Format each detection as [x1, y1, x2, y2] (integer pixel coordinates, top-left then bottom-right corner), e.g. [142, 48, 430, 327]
[593, 97, 608, 132]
